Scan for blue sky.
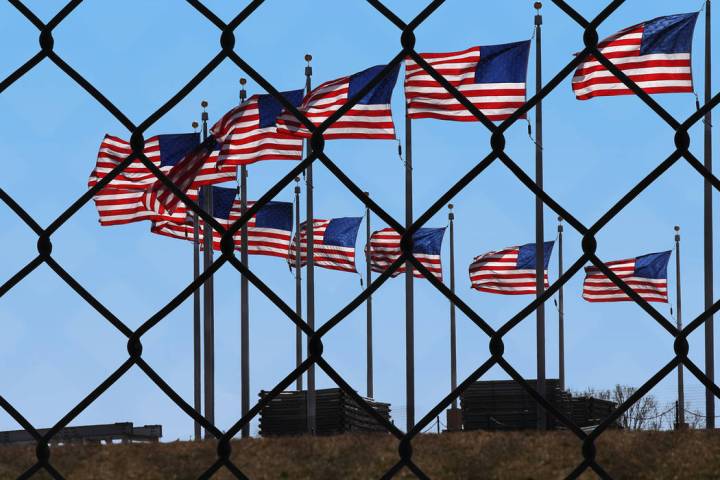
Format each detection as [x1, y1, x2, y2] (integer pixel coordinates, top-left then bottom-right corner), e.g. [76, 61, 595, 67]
[0, 0, 719, 443]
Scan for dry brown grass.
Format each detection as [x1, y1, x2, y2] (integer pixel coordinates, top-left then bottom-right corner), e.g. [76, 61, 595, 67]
[1, 430, 719, 479]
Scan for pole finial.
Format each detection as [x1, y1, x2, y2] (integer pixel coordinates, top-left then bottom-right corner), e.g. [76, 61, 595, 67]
[305, 53, 312, 63]
[558, 216, 562, 223]
[675, 225, 680, 232]
[192, 121, 199, 130]
[295, 176, 301, 183]
[201, 100, 208, 110]
[534, 1, 542, 10]
[240, 78, 247, 86]
[448, 203, 454, 210]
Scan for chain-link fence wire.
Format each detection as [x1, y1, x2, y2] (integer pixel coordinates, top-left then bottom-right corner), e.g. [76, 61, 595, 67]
[1, 0, 720, 478]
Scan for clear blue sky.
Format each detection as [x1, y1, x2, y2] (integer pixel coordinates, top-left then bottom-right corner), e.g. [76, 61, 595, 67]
[0, 0, 718, 440]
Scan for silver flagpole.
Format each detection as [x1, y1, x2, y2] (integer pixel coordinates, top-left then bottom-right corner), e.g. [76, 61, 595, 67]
[558, 217, 565, 392]
[294, 177, 303, 391]
[192, 120, 202, 441]
[239, 79, 251, 438]
[703, 0, 715, 429]
[365, 192, 373, 399]
[405, 104, 415, 432]
[675, 226, 685, 429]
[534, 1, 546, 431]
[446, 203, 462, 431]
[201, 100, 215, 437]
[448, 204, 457, 407]
[304, 54, 316, 435]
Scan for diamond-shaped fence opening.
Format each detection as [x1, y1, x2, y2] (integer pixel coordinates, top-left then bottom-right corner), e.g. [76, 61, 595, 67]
[2, 0, 720, 478]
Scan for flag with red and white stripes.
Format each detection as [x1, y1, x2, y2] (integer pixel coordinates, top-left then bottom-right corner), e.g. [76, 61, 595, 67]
[144, 136, 218, 216]
[88, 133, 235, 190]
[469, 242, 553, 295]
[289, 217, 363, 272]
[405, 41, 530, 121]
[94, 187, 198, 227]
[367, 227, 445, 280]
[211, 90, 305, 166]
[276, 64, 400, 140]
[572, 12, 698, 100]
[152, 186, 294, 260]
[582, 251, 671, 303]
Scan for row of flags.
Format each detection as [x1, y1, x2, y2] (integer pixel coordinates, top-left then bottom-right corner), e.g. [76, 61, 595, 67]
[88, 10, 685, 303]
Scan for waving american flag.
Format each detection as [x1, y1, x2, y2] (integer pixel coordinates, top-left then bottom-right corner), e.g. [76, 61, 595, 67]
[469, 242, 553, 295]
[276, 64, 400, 139]
[88, 133, 235, 189]
[211, 90, 305, 166]
[289, 217, 363, 272]
[405, 41, 530, 121]
[582, 251, 671, 303]
[367, 227, 445, 281]
[572, 12, 698, 100]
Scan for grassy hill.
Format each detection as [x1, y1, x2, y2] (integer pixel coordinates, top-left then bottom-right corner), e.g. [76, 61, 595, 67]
[2, 430, 719, 479]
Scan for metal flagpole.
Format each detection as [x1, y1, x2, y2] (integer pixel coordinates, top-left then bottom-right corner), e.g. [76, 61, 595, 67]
[294, 177, 303, 391]
[446, 203, 462, 431]
[533, 1, 546, 431]
[365, 192, 373, 399]
[192, 120, 202, 441]
[558, 216, 565, 392]
[201, 100, 215, 437]
[448, 204, 457, 407]
[703, 0, 715, 430]
[675, 226, 686, 429]
[405, 104, 415, 432]
[239, 79, 251, 438]
[304, 54, 316, 435]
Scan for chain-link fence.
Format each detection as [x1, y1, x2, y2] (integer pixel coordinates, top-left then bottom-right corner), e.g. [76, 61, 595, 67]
[1, 0, 719, 478]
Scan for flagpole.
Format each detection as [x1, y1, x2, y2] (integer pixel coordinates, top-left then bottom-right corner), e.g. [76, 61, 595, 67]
[304, 54, 316, 435]
[703, 0, 715, 430]
[294, 177, 303, 391]
[239, 79, 251, 439]
[201, 100, 215, 437]
[365, 192, 373, 399]
[192, 120, 202, 441]
[558, 216, 565, 392]
[448, 204, 457, 408]
[533, 1, 546, 431]
[675, 225, 685, 429]
[405, 105, 415, 432]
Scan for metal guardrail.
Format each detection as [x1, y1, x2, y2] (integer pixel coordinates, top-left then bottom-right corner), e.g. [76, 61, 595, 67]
[0, 1, 719, 479]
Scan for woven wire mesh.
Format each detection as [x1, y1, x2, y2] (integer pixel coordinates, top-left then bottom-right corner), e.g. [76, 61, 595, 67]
[1, 0, 719, 478]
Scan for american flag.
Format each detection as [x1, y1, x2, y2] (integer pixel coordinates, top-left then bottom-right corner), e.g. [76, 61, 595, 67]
[211, 90, 305, 166]
[94, 187, 197, 227]
[88, 133, 235, 189]
[144, 136, 218, 216]
[582, 251, 671, 303]
[152, 186, 294, 260]
[289, 217, 363, 272]
[405, 41, 530, 121]
[367, 227, 445, 280]
[469, 242, 554, 295]
[572, 12, 698, 100]
[276, 64, 400, 139]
